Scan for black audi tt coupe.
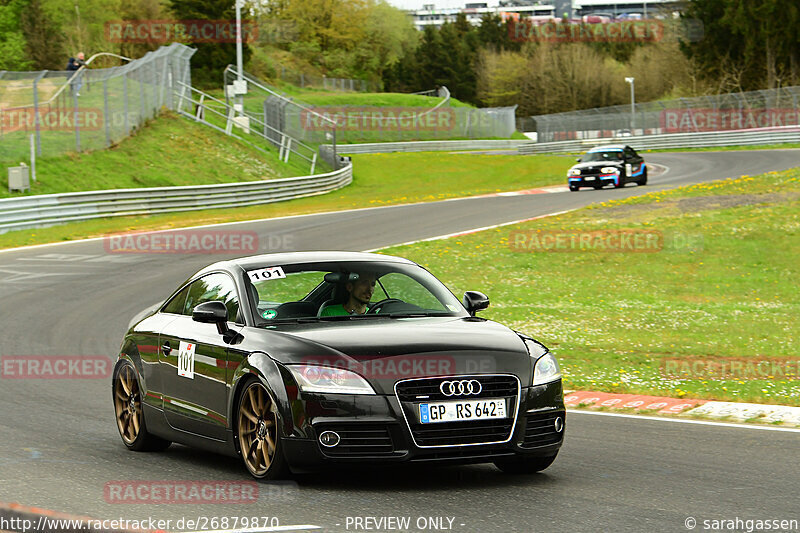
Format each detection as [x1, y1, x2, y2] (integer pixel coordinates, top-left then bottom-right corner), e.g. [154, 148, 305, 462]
[112, 252, 565, 479]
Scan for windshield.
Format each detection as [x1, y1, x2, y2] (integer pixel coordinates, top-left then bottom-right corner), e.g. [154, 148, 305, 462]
[582, 150, 624, 162]
[244, 260, 468, 324]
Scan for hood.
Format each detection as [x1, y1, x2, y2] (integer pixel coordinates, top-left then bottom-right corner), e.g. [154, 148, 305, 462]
[244, 317, 534, 394]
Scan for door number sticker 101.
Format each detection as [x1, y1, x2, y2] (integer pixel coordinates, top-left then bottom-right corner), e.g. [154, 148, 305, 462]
[248, 266, 286, 282]
[178, 341, 195, 379]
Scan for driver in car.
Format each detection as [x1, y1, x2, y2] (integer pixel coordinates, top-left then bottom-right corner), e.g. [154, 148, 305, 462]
[319, 272, 377, 316]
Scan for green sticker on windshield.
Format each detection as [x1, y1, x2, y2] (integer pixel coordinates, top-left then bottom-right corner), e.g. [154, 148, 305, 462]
[262, 309, 277, 320]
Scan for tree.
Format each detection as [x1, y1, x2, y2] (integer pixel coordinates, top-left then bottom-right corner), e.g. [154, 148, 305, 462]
[682, 0, 800, 91]
[21, 0, 67, 69]
[476, 13, 519, 52]
[169, 0, 253, 86]
[0, 0, 32, 70]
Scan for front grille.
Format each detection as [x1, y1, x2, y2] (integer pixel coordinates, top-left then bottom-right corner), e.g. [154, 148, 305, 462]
[315, 424, 395, 456]
[395, 375, 518, 402]
[410, 419, 514, 447]
[521, 411, 565, 448]
[395, 375, 520, 448]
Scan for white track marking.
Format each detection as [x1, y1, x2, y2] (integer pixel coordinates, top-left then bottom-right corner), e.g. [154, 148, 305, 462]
[362, 210, 574, 252]
[0, 187, 569, 255]
[569, 409, 800, 433]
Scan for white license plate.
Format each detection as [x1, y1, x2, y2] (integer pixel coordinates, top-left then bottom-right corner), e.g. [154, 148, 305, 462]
[584, 176, 596, 181]
[419, 399, 507, 423]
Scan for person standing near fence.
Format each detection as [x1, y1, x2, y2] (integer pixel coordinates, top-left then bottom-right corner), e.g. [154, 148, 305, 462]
[67, 52, 86, 96]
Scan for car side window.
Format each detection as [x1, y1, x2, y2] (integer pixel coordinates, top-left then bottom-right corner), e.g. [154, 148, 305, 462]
[162, 285, 190, 315]
[624, 147, 637, 159]
[184, 273, 241, 323]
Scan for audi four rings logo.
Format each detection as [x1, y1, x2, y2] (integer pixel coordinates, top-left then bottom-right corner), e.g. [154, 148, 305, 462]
[440, 379, 482, 396]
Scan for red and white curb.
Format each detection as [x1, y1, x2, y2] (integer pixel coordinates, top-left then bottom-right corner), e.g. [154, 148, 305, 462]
[564, 390, 706, 415]
[565, 390, 800, 426]
[495, 185, 569, 195]
[689, 402, 800, 425]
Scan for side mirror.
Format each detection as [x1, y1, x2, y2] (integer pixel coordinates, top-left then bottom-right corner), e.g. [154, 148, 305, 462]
[463, 291, 490, 316]
[576, 157, 582, 162]
[192, 301, 229, 335]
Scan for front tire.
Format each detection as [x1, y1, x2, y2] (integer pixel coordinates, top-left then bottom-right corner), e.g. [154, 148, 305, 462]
[569, 185, 579, 192]
[113, 361, 171, 452]
[494, 453, 558, 474]
[236, 379, 288, 480]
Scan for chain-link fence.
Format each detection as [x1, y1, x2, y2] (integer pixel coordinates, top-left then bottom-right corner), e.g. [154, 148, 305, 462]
[223, 66, 341, 168]
[0, 43, 195, 163]
[277, 67, 378, 92]
[531, 86, 800, 142]
[281, 101, 519, 144]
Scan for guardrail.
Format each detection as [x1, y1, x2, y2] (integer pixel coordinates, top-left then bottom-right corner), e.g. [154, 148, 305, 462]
[518, 127, 800, 154]
[328, 139, 527, 154]
[0, 161, 352, 233]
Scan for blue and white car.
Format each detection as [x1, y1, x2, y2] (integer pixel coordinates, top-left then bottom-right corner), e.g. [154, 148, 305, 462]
[567, 144, 647, 191]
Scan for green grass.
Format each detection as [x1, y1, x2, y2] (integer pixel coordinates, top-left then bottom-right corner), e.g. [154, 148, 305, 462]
[0, 152, 567, 249]
[0, 112, 312, 199]
[379, 168, 800, 406]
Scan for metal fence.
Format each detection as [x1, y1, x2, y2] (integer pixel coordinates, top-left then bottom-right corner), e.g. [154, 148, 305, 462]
[222, 66, 342, 168]
[531, 86, 800, 142]
[277, 67, 377, 92]
[174, 82, 323, 174]
[221, 71, 518, 146]
[0, 160, 353, 233]
[276, 88, 517, 144]
[518, 126, 800, 154]
[0, 43, 195, 162]
[329, 139, 527, 155]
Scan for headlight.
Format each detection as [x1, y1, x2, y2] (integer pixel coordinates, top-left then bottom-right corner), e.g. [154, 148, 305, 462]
[522, 337, 561, 386]
[286, 364, 376, 395]
[600, 167, 620, 174]
[533, 353, 561, 386]
[568, 168, 581, 176]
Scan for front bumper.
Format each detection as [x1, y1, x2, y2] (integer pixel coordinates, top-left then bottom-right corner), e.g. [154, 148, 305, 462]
[281, 379, 565, 471]
[569, 175, 618, 187]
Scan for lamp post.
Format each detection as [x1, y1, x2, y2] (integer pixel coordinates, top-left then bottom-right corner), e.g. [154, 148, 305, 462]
[235, 0, 244, 116]
[625, 77, 635, 134]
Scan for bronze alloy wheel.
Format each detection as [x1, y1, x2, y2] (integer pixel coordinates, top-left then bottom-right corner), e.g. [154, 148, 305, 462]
[237, 380, 283, 478]
[114, 363, 142, 445]
[113, 361, 170, 451]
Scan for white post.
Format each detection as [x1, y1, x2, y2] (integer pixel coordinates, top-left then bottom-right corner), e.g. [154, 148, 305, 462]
[30, 134, 36, 182]
[625, 77, 635, 134]
[235, 0, 244, 117]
